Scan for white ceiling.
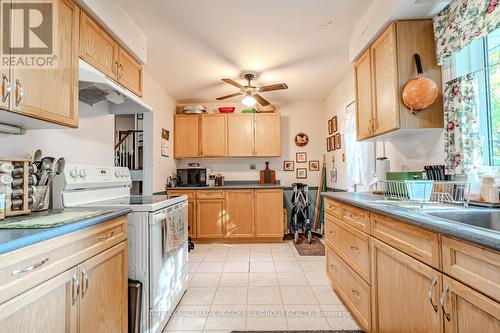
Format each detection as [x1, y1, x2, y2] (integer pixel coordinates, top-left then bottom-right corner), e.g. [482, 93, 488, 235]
[116, 0, 372, 103]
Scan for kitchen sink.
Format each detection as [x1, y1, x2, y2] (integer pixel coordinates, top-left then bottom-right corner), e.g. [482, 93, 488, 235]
[424, 210, 500, 232]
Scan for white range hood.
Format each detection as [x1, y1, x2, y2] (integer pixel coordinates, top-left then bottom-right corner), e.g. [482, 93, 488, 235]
[78, 59, 152, 114]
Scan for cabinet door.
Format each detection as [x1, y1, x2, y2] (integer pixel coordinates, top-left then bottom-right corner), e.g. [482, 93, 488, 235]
[225, 190, 254, 238]
[10, 0, 79, 127]
[79, 242, 128, 333]
[371, 23, 400, 136]
[254, 113, 281, 157]
[196, 199, 225, 238]
[354, 49, 374, 141]
[80, 11, 118, 79]
[442, 276, 500, 333]
[371, 238, 443, 333]
[201, 114, 227, 157]
[227, 114, 255, 156]
[254, 189, 283, 238]
[0, 268, 78, 333]
[174, 115, 201, 158]
[117, 47, 143, 97]
[0, 0, 10, 110]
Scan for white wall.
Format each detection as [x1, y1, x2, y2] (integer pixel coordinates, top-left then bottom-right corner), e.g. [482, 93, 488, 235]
[176, 101, 325, 187]
[0, 102, 114, 164]
[323, 71, 445, 191]
[142, 72, 177, 193]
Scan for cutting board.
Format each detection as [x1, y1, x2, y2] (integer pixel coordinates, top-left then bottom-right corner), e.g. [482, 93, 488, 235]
[259, 162, 276, 185]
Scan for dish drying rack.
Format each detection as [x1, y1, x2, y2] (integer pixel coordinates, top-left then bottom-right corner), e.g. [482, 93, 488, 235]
[377, 180, 471, 208]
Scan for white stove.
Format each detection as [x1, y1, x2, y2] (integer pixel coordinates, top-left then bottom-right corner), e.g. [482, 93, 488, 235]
[52, 163, 188, 333]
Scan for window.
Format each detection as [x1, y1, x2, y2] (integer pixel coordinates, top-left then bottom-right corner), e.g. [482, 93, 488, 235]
[444, 27, 500, 166]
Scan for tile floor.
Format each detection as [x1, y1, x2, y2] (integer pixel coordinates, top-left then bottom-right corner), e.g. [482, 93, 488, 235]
[164, 241, 360, 332]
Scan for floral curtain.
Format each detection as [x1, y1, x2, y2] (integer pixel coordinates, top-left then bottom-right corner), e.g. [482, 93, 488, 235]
[433, 0, 500, 65]
[444, 74, 483, 175]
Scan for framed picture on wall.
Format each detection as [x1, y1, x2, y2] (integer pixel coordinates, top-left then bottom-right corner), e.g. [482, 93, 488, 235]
[334, 133, 341, 149]
[309, 160, 320, 171]
[296, 152, 307, 163]
[294, 133, 309, 147]
[296, 168, 307, 179]
[328, 136, 335, 151]
[332, 116, 338, 133]
[327, 137, 332, 152]
[328, 119, 333, 134]
[283, 160, 294, 171]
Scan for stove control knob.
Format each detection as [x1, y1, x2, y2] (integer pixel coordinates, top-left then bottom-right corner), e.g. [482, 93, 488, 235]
[70, 169, 78, 179]
[115, 170, 121, 178]
[79, 169, 87, 178]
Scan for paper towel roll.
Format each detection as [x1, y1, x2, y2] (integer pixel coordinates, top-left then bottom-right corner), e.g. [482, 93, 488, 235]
[376, 158, 390, 191]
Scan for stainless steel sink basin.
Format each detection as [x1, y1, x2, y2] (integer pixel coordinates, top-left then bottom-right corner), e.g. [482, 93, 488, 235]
[424, 210, 500, 232]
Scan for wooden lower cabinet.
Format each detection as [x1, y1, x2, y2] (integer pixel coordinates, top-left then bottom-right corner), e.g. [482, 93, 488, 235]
[196, 199, 225, 238]
[254, 189, 284, 238]
[371, 238, 443, 332]
[442, 275, 500, 333]
[225, 190, 254, 238]
[0, 268, 78, 333]
[79, 242, 128, 333]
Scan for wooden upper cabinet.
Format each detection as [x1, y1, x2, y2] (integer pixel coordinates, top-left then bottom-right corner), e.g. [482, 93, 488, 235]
[227, 114, 255, 156]
[0, 268, 78, 333]
[371, 23, 400, 136]
[79, 242, 127, 333]
[254, 113, 281, 157]
[354, 49, 374, 141]
[354, 20, 443, 141]
[174, 115, 201, 158]
[254, 189, 284, 237]
[371, 238, 443, 333]
[9, 0, 79, 127]
[201, 114, 227, 157]
[117, 48, 143, 97]
[80, 11, 118, 79]
[442, 275, 500, 333]
[0, 0, 10, 111]
[225, 190, 254, 238]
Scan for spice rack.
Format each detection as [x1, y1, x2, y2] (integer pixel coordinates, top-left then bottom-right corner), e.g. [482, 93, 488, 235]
[1, 158, 33, 217]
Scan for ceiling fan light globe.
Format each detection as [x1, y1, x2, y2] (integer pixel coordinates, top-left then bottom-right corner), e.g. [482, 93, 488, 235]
[242, 95, 257, 107]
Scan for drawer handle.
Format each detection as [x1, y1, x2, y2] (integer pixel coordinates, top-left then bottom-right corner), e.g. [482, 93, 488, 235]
[351, 289, 362, 300]
[72, 274, 80, 304]
[11, 257, 49, 276]
[81, 269, 89, 297]
[350, 246, 360, 253]
[97, 231, 115, 241]
[428, 277, 438, 313]
[15, 79, 23, 106]
[440, 284, 451, 321]
[329, 263, 337, 271]
[2, 74, 10, 102]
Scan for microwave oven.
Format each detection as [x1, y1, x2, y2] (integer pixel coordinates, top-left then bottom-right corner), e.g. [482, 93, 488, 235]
[176, 168, 210, 187]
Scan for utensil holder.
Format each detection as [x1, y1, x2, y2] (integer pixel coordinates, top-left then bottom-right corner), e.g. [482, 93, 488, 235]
[31, 185, 50, 212]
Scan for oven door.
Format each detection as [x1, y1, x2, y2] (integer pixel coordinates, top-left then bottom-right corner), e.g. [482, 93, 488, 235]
[149, 203, 189, 332]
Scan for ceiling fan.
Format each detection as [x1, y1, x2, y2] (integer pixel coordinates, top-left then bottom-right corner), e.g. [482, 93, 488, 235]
[216, 73, 288, 107]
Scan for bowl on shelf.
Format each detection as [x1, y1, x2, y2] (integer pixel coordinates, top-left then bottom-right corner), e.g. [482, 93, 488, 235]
[218, 107, 235, 113]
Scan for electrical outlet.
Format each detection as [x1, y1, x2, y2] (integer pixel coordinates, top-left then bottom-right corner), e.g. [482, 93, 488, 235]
[249, 164, 256, 170]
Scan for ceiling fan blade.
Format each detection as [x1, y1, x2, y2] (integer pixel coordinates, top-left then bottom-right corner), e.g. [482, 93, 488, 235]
[216, 92, 243, 100]
[258, 83, 288, 92]
[254, 94, 270, 106]
[222, 79, 244, 89]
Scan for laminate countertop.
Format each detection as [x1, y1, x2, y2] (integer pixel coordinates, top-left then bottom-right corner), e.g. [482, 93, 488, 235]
[0, 208, 131, 255]
[322, 192, 500, 252]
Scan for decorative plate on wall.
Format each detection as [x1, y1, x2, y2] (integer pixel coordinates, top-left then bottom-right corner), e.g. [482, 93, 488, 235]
[294, 132, 309, 147]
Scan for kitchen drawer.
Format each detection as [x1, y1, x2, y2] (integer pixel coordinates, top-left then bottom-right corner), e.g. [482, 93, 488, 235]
[324, 214, 335, 247]
[442, 236, 500, 302]
[197, 190, 225, 199]
[370, 213, 440, 269]
[342, 203, 370, 234]
[324, 198, 342, 220]
[329, 217, 370, 283]
[166, 190, 196, 199]
[0, 216, 127, 304]
[327, 247, 371, 332]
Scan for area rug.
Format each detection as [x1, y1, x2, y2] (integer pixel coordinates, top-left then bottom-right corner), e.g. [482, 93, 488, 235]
[286, 234, 325, 256]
